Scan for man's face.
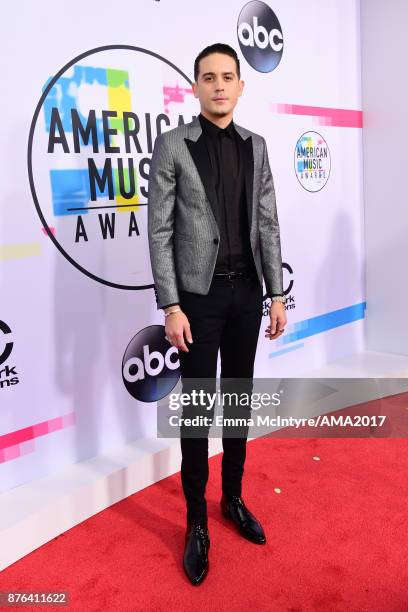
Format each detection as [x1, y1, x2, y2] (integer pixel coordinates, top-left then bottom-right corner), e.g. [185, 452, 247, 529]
[192, 52, 244, 118]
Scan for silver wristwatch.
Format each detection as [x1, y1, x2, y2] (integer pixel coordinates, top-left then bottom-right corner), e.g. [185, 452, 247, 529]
[271, 295, 286, 304]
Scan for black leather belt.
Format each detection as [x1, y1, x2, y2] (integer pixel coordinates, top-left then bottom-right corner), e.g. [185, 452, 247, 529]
[213, 270, 254, 280]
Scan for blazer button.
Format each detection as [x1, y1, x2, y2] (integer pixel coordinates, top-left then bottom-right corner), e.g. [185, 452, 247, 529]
[213, 238, 219, 244]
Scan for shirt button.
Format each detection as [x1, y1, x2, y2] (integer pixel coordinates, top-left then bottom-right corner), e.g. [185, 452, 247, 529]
[213, 238, 219, 244]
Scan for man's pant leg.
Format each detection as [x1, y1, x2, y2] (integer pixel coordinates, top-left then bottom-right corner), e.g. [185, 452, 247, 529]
[219, 275, 263, 498]
[177, 282, 229, 524]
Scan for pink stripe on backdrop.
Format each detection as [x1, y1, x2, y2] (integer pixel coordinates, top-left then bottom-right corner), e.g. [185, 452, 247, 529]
[270, 103, 363, 128]
[0, 439, 36, 463]
[1, 443, 20, 462]
[0, 412, 76, 451]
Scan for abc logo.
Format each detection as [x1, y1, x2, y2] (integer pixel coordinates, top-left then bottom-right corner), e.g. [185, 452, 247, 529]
[122, 325, 180, 402]
[237, 1, 284, 73]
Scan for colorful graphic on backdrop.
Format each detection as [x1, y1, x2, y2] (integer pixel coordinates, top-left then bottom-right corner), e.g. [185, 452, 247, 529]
[28, 46, 196, 290]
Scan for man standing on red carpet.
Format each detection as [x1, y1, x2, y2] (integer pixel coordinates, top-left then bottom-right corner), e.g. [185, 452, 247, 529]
[148, 43, 286, 585]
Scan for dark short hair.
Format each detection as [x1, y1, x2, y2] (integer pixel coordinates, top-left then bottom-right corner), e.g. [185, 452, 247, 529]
[194, 43, 241, 82]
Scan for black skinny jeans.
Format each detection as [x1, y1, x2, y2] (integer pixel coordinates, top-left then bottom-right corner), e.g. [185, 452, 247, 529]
[178, 272, 263, 525]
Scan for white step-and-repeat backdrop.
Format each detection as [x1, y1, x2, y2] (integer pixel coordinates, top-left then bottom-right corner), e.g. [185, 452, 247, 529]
[0, 0, 364, 491]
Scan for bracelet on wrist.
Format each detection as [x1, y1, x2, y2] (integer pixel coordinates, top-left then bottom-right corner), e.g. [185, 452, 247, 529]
[164, 307, 181, 317]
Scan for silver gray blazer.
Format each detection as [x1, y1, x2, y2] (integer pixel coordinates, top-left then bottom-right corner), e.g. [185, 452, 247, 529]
[147, 115, 283, 309]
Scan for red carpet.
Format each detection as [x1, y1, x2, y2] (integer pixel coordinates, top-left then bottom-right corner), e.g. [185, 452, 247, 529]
[1, 435, 407, 611]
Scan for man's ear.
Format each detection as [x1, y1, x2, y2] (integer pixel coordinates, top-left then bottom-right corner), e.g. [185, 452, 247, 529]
[238, 79, 245, 97]
[192, 82, 198, 98]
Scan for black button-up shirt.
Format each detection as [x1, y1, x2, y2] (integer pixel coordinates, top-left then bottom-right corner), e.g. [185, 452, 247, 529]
[198, 112, 256, 275]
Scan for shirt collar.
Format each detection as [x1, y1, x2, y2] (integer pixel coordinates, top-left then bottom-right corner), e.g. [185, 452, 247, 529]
[198, 113, 235, 139]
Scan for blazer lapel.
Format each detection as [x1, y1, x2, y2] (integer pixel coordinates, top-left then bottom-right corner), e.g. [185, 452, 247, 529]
[233, 123, 254, 233]
[184, 117, 219, 226]
[241, 134, 254, 231]
[183, 136, 219, 226]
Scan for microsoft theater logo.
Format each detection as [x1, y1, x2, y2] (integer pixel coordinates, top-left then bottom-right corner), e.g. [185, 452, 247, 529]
[28, 45, 195, 290]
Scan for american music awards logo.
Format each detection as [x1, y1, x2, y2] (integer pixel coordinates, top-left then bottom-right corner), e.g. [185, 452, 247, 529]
[294, 131, 331, 192]
[28, 45, 196, 290]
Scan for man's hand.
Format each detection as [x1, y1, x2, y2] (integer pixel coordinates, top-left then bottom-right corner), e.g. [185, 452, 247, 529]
[165, 310, 193, 352]
[265, 301, 287, 340]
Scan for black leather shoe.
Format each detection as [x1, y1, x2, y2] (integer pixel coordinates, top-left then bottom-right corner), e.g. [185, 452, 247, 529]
[183, 523, 210, 585]
[221, 494, 266, 544]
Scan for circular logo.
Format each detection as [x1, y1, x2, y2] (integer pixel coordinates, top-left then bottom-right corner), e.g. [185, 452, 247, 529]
[122, 325, 180, 402]
[28, 45, 195, 290]
[294, 131, 331, 192]
[0, 321, 13, 366]
[237, 1, 284, 73]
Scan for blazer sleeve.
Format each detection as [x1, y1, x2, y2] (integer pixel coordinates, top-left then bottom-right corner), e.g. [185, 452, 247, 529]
[147, 133, 180, 310]
[258, 137, 284, 296]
